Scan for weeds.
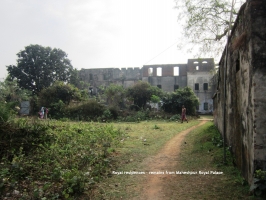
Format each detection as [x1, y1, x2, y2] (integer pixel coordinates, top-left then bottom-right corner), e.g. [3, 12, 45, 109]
[0, 119, 124, 199]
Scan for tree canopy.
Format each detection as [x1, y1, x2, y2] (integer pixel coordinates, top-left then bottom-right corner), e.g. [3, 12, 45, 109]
[126, 81, 163, 109]
[7, 44, 75, 95]
[37, 81, 82, 118]
[104, 84, 125, 108]
[0, 77, 30, 103]
[161, 87, 199, 115]
[174, 0, 244, 57]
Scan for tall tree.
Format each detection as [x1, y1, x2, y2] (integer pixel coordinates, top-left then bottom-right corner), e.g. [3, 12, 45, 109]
[7, 44, 75, 95]
[174, 0, 244, 57]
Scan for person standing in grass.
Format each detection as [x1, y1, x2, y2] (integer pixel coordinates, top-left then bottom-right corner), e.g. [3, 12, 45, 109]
[181, 105, 188, 123]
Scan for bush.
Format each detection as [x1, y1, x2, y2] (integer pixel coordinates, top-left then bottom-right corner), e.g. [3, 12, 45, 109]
[108, 107, 119, 120]
[0, 119, 124, 198]
[161, 86, 199, 115]
[129, 104, 140, 111]
[65, 100, 105, 121]
[169, 114, 181, 121]
[0, 118, 54, 160]
[0, 102, 16, 122]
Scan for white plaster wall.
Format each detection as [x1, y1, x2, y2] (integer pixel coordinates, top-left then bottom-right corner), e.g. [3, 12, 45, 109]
[187, 71, 214, 113]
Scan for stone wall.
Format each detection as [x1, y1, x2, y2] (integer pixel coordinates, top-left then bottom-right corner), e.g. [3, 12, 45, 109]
[213, 0, 266, 184]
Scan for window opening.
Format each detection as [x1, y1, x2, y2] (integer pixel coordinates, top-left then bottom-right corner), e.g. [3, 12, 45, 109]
[204, 102, 208, 110]
[203, 83, 208, 90]
[195, 83, 199, 90]
[157, 67, 162, 76]
[174, 67, 179, 76]
[148, 68, 153, 76]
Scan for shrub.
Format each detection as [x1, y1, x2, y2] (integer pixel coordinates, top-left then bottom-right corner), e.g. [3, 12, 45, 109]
[108, 106, 119, 120]
[0, 118, 54, 160]
[169, 114, 181, 121]
[65, 100, 105, 121]
[0, 102, 16, 122]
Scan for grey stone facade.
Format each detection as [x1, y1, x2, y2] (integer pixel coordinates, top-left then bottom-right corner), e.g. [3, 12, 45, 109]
[79, 58, 215, 114]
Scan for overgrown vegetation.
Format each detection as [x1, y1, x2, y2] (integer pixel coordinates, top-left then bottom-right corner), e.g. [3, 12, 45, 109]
[178, 122, 256, 199]
[90, 121, 257, 199]
[0, 118, 124, 199]
[161, 86, 199, 115]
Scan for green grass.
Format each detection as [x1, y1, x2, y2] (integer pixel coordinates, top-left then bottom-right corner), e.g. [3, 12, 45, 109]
[1, 119, 259, 199]
[112, 120, 200, 169]
[89, 120, 202, 199]
[91, 121, 259, 200]
[178, 122, 257, 199]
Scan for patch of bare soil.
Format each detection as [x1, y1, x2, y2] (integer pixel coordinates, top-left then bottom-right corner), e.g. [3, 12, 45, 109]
[131, 121, 207, 200]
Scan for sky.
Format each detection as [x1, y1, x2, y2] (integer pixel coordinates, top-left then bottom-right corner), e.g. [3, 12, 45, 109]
[0, 0, 198, 81]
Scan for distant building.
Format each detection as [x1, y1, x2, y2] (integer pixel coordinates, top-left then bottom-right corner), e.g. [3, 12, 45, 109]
[79, 58, 216, 114]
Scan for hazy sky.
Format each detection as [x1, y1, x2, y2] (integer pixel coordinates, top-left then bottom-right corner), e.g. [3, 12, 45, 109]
[0, 0, 196, 80]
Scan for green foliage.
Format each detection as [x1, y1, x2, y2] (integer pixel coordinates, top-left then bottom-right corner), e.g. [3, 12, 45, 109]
[65, 100, 105, 121]
[161, 86, 199, 115]
[0, 118, 54, 160]
[0, 119, 124, 199]
[102, 109, 113, 121]
[150, 95, 160, 104]
[6, 44, 76, 95]
[0, 102, 17, 122]
[153, 124, 160, 129]
[126, 81, 163, 109]
[50, 100, 66, 119]
[104, 84, 125, 108]
[174, 0, 244, 57]
[0, 77, 31, 103]
[212, 134, 223, 147]
[39, 81, 81, 106]
[38, 81, 82, 118]
[108, 106, 119, 120]
[250, 170, 266, 197]
[169, 114, 181, 121]
[124, 110, 149, 122]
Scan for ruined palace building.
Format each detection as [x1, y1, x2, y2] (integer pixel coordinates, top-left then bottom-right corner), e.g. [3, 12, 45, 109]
[79, 58, 216, 114]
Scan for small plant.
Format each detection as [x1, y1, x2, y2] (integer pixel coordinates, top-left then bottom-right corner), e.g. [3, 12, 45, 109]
[102, 109, 113, 120]
[212, 135, 223, 147]
[250, 169, 266, 197]
[153, 124, 160, 129]
[169, 114, 180, 121]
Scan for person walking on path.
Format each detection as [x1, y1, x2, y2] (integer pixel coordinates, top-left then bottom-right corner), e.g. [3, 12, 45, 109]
[181, 105, 188, 123]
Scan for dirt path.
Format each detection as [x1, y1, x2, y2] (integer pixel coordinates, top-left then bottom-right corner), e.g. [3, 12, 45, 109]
[134, 121, 207, 200]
